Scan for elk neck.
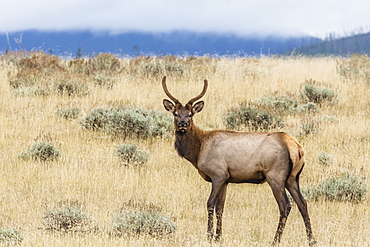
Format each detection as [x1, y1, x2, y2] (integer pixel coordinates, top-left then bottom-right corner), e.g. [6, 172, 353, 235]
[174, 124, 205, 166]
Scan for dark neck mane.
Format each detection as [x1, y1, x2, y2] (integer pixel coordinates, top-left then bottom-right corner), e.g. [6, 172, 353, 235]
[174, 125, 203, 166]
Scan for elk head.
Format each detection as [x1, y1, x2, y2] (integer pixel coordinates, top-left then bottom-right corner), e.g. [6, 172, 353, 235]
[162, 76, 208, 133]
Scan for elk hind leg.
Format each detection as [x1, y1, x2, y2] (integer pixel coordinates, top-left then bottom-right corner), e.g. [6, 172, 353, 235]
[268, 178, 291, 246]
[286, 175, 316, 246]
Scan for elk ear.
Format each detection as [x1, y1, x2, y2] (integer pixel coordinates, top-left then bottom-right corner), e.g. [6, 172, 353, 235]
[163, 99, 175, 113]
[192, 101, 204, 114]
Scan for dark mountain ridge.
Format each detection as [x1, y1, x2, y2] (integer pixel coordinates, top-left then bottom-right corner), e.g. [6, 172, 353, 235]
[294, 31, 370, 56]
[1, 30, 320, 57]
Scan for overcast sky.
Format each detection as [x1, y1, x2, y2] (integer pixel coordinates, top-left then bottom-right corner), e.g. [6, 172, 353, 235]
[1, 0, 369, 38]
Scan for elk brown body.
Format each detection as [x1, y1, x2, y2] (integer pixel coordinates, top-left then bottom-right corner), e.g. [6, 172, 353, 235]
[162, 76, 316, 246]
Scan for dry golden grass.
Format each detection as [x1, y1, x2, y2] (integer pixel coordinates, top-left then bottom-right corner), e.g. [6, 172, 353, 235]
[0, 55, 369, 246]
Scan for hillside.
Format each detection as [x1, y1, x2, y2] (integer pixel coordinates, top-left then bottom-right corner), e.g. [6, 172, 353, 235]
[294, 31, 370, 56]
[1, 30, 320, 57]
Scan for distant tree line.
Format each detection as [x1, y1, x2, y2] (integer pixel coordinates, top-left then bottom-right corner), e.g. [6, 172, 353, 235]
[294, 27, 370, 56]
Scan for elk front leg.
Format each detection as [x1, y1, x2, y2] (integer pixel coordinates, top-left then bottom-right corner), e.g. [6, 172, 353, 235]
[207, 180, 227, 242]
[215, 184, 228, 241]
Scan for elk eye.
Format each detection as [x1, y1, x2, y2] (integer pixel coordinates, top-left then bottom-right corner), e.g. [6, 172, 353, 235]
[174, 112, 178, 117]
[188, 113, 193, 117]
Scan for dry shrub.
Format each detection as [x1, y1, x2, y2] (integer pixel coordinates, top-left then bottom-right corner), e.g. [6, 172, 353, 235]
[110, 200, 176, 237]
[57, 107, 81, 120]
[8, 51, 65, 90]
[85, 53, 122, 76]
[301, 81, 337, 105]
[115, 144, 149, 166]
[80, 106, 173, 139]
[128, 55, 217, 79]
[8, 51, 91, 96]
[19, 142, 61, 162]
[317, 151, 333, 166]
[304, 172, 367, 203]
[223, 104, 285, 131]
[111, 211, 176, 237]
[0, 228, 23, 245]
[42, 207, 98, 233]
[337, 53, 370, 83]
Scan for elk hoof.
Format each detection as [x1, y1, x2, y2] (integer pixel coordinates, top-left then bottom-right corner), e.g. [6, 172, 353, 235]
[309, 240, 317, 246]
[214, 234, 222, 242]
[207, 233, 223, 243]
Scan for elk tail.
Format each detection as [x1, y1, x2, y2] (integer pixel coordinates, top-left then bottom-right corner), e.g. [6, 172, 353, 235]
[291, 145, 305, 178]
[285, 135, 305, 178]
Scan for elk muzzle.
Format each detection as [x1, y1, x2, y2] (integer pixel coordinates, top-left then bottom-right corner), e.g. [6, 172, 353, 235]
[177, 120, 188, 132]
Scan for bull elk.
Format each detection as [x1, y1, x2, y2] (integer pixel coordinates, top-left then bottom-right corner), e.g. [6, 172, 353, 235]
[161, 76, 316, 246]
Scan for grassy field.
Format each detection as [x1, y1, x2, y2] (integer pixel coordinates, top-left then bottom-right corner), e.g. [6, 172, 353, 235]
[0, 53, 369, 246]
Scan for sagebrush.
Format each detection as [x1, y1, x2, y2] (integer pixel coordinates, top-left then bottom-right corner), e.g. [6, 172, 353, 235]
[80, 106, 173, 139]
[115, 144, 149, 166]
[111, 211, 176, 237]
[0, 228, 23, 245]
[19, 142, 60, 162]
[304, 172, 367, 203]
[42, 207, 98, 233]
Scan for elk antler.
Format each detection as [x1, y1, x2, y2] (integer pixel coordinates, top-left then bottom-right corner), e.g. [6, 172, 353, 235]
[162, 76, 180, 104]
[187, 79, 208, 105]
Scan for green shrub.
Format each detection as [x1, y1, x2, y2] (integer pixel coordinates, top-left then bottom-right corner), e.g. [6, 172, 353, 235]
[57, 107, 81, 120]
[304, 172, 367, 203]
[302, 81, 336, 104]
[149, 111, 174, 138]
[80, 107, 111, 131]
[111, 211, 176, 237]
[106, 108, 152, 138]
[317, 151, 333, 166]
[115, 144, 149, 166]
[80, 107, 173, 139]
[42, 207, 98, 233]
[19, 142, 60, 162]
[223, 104, 284, 131]
[0, 228, 23, 245]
